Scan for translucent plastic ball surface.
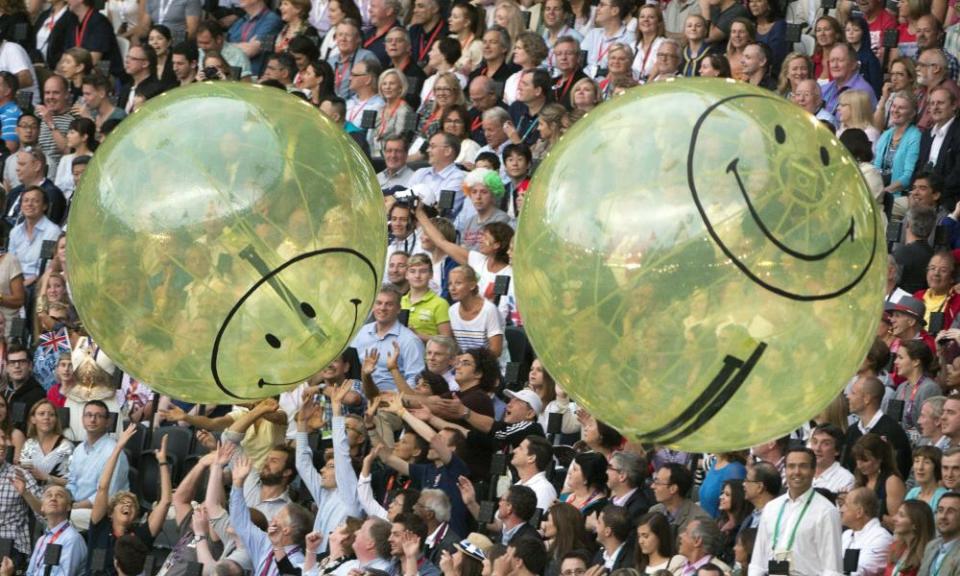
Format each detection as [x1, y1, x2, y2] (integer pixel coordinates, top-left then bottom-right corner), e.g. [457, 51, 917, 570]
[514, 79, 884, 451]
[68, 82, 385, 403]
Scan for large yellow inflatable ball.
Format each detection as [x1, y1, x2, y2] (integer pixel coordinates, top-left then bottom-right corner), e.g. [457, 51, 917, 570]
[68, 83, 385, 403]
[515, 79, 884, 452]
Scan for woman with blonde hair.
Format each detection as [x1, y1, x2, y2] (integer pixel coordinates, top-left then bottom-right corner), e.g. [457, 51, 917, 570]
[532, 102, 566, 160]
[417, 71, 466, 143]
[371, 68, 414, 158]
[600, 42, 634, 99]
[493, 0, 524, 45]
[632, 4, 666, 82]
[776, 52, 811, 98]
[572, 77, 599, 113]
[875, 58, 918, 130]
[837, 89, 880, 143]
[18, 399, 73, 486]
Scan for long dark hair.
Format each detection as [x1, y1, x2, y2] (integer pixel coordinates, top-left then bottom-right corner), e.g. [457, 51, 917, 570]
[545, 502, 591, 560]
[721, 479, 753, 527]
[306, 59, 336, 103]
[636, 512, 675, 571]
[69, 117, 98, 152]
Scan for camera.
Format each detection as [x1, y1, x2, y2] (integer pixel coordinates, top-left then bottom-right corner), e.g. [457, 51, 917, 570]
[203, 66, 222, 80]
[393, 188, 419, 210]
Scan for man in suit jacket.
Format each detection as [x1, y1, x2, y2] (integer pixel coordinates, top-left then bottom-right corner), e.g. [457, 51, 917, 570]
[607, 450, 654, 528]
[592, 505, 636, 571]
[919, 492, 960, 575]
[914, 86, 960, 211]
[843, 375, 913, 478]
[417, 489, 460, 565]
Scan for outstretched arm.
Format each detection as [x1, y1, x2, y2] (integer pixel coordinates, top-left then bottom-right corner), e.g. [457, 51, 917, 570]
[92, 424, 138, 525]
[148, 435, 172, 537]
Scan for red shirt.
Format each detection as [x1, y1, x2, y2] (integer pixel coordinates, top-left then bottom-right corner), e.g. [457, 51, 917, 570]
[867, 10, 898, 54]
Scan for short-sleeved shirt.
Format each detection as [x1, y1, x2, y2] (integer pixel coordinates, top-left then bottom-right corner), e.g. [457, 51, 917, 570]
[0, 41, 37, 103]
[401, 290, 450, 337]
[226, 8, 283, 75]
[147, 0, 201, 44]
[409, 455, 471, 537]
[449, 299, 503, 353]
[87, 517, 155, 575]
[709, 1, 749, 38]
[1, 101, 23, 142]
[228, 405, 287, 468]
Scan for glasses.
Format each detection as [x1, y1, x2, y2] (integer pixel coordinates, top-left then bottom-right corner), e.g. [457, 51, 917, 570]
[126, 55, 148, 62]
[8, 359, 28, 366]
[351, 71, 369, 76]
[917, 62, 936, 68]
[743, 478, 761, 484]
[83, 412, 108, 420]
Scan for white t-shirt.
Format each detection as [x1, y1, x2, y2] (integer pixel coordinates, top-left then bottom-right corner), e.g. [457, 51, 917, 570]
[0, 41, 38, 104]
[468, 250, 513, 324]
[449, 297, 503, 352]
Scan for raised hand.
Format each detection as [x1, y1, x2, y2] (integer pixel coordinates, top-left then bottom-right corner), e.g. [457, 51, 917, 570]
[362, 348, 380, 376]
[156, 434, 168, 465]
[305, 531, 323, 554]
[159, 405, 187, 423]
[400, 530, 422, 558]
[457, 475, 476, 505]
[191, 504, 209, 536]
[217, 441, 237, 466]
[256, 397, 279, 414]
[386, 341, 400, 372]
[232, 454, 252, 485]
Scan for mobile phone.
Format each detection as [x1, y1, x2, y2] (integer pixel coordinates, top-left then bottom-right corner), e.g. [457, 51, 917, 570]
[821, 0, 837, 9]
[883, 28, 900, 48]
[547, 412, 563, 434]
[15, 90, 31, 111]
[44, 543, 62, 566]
[489, 453, 508, 476]
[579, 50, 589, 68]
[230, 66, 242, 80]
[40, 239, 57, 260]
[885, 220, 902, 244]
[843, 548, 861, 574]
[11, 402, 25, 427]
[505, 362, 521, 387]
[361, 109, 378, 130]
[785, 23, 803, 43]
[521, 10, 532, 28]
[887, 399, 905, 424]
[930, 312, 946, 335]
[92, 548, 109, 572]
[494, 275, 511, 296]
[398, 309, 410, 327]
[439, 190, 456, 213]
[478, 501, 496, 524]
[0, 538, 13, 560]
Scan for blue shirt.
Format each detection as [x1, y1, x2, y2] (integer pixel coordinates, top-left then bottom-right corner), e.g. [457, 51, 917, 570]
[350, 320, 425, 391]
[9, 215, 61, 277]
[407, 163, 466, 218]
[698, 460, 746, 518]
[294, 418, 362, 553]
[229, 486, 305, 575]
[226, 7, 282, 75]
[822, 73, 877, 116]
[25, 520, 88, 576]
[327, 48, 380, 99]
[409, 456, 471, 537]
[66, 434, 129, 503]
[0, 101, 21, 142]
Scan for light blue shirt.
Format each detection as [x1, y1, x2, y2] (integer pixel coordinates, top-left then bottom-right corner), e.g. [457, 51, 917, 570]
[327, 48, 380, 99]
[66, 434, 129, 503]
[295, 417, 362, 554]
[229, 486, 305, 575]
[350, 320, 425, 391]
[25, 520, 88, 576]
[10, 215, 61, 278]
[407, 162, 466, 219]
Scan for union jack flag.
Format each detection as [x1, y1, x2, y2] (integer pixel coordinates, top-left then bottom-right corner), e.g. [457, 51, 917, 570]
[38, 327, 71, 355]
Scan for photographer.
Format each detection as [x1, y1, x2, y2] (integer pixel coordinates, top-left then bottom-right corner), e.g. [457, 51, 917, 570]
[407, 132, 466, 218]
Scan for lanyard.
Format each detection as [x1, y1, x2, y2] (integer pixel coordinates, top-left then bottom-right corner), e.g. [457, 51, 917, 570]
[417, 22, 443, 63]
[555, 72, 575, 101]
[377, 99, 403, 136]
[470, 115, 482, 132]
[259, 546, 301, 576]
[334, 55, 353, 87]
[74, 7, 93, 47]
[638, 39, 655, 79]
[240, 9, 264, 42]
[364, 25, 391, 48]
[517, 115, 537, 142]
[347, 97, 371, 124]
[34, 522, 70, 572]
[771, 491, 815, 552]
[156, 0, 174, 25]
[596, 37, 614, 65]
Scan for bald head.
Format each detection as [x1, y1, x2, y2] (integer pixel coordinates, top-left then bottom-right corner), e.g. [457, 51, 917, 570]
[861, 376, 885, 405]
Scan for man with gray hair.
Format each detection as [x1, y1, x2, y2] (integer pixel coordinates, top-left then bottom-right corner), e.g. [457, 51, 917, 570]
[416, 489, 460, 564]
[792, 78, 837, 127]
[840, 487, 892, 576]
[886, 254, 911, 303]
[893, 206, 936, 293]
[606, 450, 653, 527]
[917, 48, 960, 130]
[650, 38, 683, 82]
[678, 518, 730, 574]
[425, 335, 459, 390]
[407, 131, 466, 216]
[919, 395, 950, 449]
[363, 0, 401, 66]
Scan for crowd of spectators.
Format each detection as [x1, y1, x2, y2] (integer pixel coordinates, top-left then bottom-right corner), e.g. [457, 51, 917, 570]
[2, 0, 960, 574]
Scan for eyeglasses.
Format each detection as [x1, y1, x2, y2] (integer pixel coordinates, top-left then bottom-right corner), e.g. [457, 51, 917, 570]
[8, 359, 28, 366]
[126, 55, 148, 62]
[83, 412, 108, 420]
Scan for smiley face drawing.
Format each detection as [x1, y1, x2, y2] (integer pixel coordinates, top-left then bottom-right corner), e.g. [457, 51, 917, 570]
[512, 79, 886, 452]
[210, 247, 379, 400]
[687, 91, 880, 301]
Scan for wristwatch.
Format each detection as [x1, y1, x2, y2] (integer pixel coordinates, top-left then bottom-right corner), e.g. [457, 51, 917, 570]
[461, 407, 471, 420]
